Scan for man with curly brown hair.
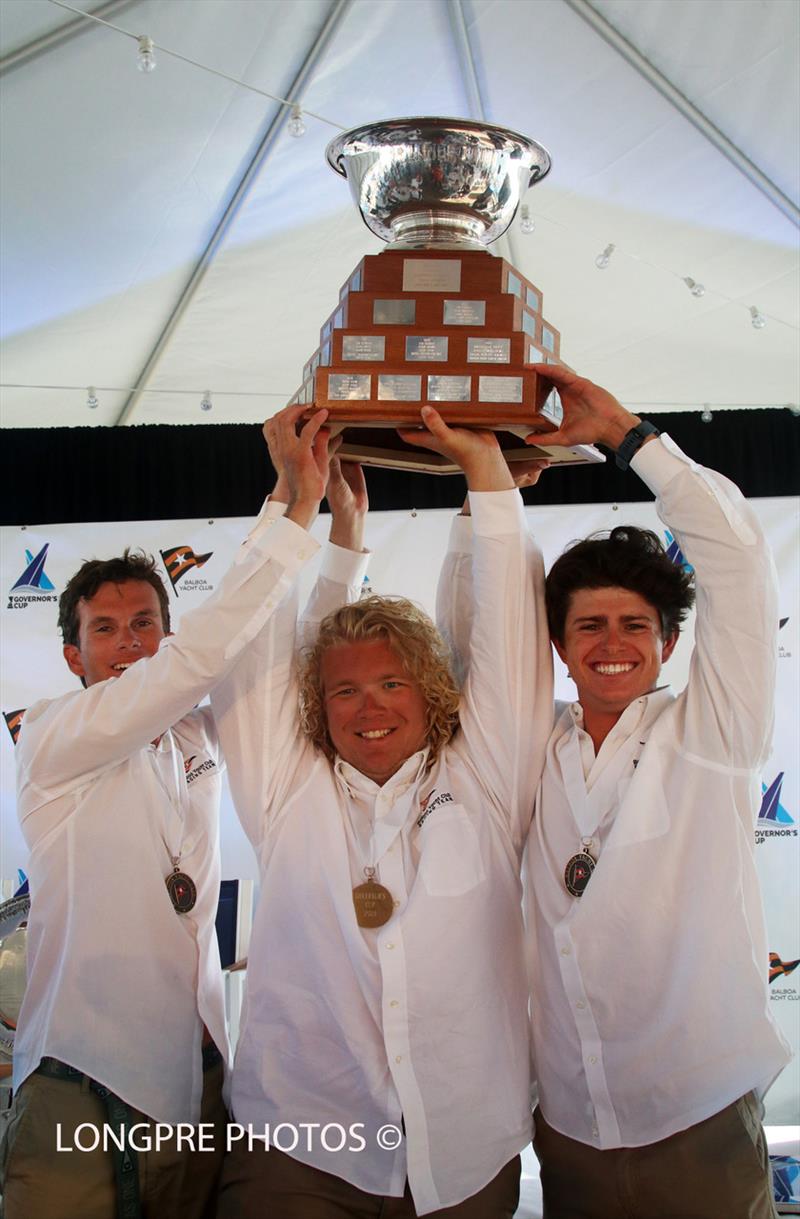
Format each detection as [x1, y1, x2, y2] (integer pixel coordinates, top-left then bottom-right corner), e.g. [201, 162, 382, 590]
[211, 408, 554, 1218]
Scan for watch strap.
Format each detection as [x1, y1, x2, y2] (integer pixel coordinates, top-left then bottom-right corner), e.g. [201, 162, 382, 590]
[615, 420, 660, 470]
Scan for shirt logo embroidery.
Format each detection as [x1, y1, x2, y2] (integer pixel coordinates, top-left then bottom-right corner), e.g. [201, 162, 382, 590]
[417, 790, 454, 827]
[184, 756, 217, 785]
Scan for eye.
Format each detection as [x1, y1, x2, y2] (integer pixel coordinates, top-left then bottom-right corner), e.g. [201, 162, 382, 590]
[135, 618, 155, 628]
[383, 680, 403, 689]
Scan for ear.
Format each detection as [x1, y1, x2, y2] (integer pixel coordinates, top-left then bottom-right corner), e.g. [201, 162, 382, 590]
[63, 643, 86, 679]
[661, 631, 679, 664]
[552, 638, 568, 666]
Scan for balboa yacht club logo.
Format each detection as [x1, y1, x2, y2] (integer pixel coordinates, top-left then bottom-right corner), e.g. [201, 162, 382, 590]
[160, 545, 213, 596]
[7, 544, 58, 609]
[3, 709, 26, 746]
[755, 773, 796, 844]
[769, 952, 800, 1004]
[183, 753, 217, 785]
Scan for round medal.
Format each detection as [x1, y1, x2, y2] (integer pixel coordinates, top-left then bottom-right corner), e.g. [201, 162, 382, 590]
[564, 851, 595, 898]
[166, 868, 197, 914]
[352, 880, 394, 929]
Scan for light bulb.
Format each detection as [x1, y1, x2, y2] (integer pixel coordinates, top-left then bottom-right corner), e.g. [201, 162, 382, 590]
[749, 306, 766, 330]
[137, 35, 156, 73]
[287, 105, 306, 138]
[86, 387, 99, 410]
[520, 205, 534, 234]
[595, 243, 615, 270]
[200, 390, 212, 413]
[683, 276, 705, 298]
[701, 408, 713, 423]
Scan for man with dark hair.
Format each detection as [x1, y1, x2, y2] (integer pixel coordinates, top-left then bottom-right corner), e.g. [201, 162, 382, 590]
[520, 367, 790, 1218]
[0, 408, 369, 1219]
[58, 549, 172, 651]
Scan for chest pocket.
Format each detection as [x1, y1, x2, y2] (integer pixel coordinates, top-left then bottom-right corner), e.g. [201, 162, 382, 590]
[417, 804, 486, 897]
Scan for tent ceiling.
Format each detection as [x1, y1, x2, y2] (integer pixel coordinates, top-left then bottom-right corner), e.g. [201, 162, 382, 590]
[1, 0, 798, 429]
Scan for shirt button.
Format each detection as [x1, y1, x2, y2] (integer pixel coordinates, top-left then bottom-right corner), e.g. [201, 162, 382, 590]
[395, 1055, 402, 1063]
[576, 1000, 586, 1010]
[588, 1055, 597, 1064]
[592, 1126, 599, 1139]
[385, 942, 395, 950]
[393, 900, 400, 908]
[560, 946, 571, 956]
[389, 1000, 399, 1008]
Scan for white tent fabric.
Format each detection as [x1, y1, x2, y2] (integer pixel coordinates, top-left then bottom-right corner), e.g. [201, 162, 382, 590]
[1, 0, 798, 429]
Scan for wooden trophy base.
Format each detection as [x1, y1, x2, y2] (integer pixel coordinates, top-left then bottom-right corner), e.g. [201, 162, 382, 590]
[289, 248, 604, 473]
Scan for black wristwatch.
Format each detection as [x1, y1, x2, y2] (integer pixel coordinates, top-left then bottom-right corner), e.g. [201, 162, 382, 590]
[614, 420, 660, 470]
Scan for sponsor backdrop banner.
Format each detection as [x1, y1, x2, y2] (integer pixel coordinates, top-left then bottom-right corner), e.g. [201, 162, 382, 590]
[1, 497, 797, 1121]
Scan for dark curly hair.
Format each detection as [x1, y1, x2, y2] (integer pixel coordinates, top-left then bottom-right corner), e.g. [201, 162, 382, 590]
[58, 550, 171, 647]
[545, 526, 695, 644]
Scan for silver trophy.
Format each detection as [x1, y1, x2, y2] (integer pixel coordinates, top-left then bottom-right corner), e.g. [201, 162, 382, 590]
[326, 117, 551, 250]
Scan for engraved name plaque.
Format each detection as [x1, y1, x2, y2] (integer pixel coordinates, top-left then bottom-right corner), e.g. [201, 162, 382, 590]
[428, 375, 471, 402]
[506, 271, 522, 298]
[373, 299, 416, 325]
[378, 374, 422, 401]
[329, 374, 371, 400]
[528, 344, 542, 364]
[402, 259, 462, 292]
[522, 312, 537, 338]
[479, 375, 523, 403]
[343, 336, 386, 361]
[443, 300, 486, 326]
[526, 287, 540, 311]
[467, 337, 511, 364]
[542, 326, 556, 353]
[406, 336, 449, 361]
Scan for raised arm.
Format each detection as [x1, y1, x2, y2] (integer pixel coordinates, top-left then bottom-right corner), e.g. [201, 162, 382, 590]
[18, 409, 330, 804]
[537, 364, 778, 768]
[400, 410, 553, 845]
[211, 421, 369, 846]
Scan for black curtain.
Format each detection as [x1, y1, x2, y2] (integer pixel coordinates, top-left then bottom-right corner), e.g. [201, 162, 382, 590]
[2, 409, 797, 525]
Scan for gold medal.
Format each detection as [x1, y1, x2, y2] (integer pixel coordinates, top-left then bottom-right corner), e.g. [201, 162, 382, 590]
[352, 867, 394, 928]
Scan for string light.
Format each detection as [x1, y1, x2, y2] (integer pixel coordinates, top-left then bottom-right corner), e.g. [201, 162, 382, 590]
[519, 205, 535, 234]
[595, 243, 615, 270]
[683, 276, 705, 297]
[749, 306, 767, 329]
[200, 390, 212, 412]
[287, 105, 306, 138]
[701, 408, 713, 422]
[86, 386, 99, 410]
[137, 35, 156, 73]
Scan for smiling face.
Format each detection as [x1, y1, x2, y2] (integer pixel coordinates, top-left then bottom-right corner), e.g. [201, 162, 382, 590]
[63, 579, 167, 687]
[321, 637, 430, 786]
[554, 585, 677, 741]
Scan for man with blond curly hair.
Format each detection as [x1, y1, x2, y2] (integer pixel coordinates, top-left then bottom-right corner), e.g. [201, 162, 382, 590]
[211, 408, 553, 1218]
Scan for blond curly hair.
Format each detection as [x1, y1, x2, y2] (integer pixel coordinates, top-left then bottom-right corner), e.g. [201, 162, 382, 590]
[299, 595, 460, 766]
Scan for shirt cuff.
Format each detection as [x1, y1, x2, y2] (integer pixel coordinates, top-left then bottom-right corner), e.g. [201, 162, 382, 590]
[447, 513, 474, 554]
[630, 433, 696, 493]
[319, 541, 371, 586]
[467, 487, 526, 537]
[239, 513, 320, 568]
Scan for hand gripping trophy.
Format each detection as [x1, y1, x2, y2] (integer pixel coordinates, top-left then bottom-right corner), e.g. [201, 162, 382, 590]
[289, 117, 603, 473]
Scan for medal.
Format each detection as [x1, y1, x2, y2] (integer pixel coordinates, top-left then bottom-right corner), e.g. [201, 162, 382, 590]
[166, 863, 197, 914]
[352, 867, 394, 928]
[564, 839, 596, 897]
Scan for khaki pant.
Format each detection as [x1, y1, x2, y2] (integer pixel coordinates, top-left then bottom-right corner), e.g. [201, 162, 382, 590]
[0, 1060, 227, 1219]
[216, 1144, 520, 1219]
[532, 1092, 778, 1219]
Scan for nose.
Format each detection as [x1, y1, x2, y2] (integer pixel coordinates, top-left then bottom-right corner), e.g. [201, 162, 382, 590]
[358, 688, 387, 714]
[119, 626, 142, 650]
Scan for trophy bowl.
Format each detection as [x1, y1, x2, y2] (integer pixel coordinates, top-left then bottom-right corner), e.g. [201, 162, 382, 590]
[326, 117, 551, 250]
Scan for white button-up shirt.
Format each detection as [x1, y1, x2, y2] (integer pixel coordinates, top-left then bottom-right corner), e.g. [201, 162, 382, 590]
[211, 490, 553, 1214]
[14, 508, 320, 1124]
[526, 436, 792, 1148]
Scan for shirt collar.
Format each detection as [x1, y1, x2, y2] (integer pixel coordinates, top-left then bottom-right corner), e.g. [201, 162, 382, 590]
[333, 748, 430, 801]
[569, 686, 674, 736]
